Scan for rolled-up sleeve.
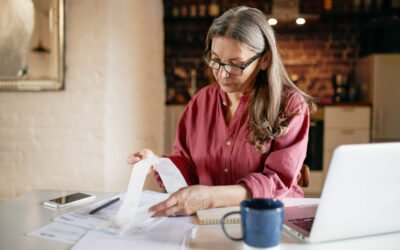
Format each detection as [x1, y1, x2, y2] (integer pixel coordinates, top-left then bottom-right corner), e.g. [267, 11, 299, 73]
[238, 95, 310, 199]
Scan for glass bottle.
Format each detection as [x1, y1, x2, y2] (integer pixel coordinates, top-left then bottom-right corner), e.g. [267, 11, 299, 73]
[208, 0, 220, 17]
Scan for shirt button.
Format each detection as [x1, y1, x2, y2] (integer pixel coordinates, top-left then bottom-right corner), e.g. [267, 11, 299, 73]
[224, 168, 229, 173]
[226, 140, 231, 146]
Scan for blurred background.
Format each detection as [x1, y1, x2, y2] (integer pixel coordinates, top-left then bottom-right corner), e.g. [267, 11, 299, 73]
[0, 0, 399, 200]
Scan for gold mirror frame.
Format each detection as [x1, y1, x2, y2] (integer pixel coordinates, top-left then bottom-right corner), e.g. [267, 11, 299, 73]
[0, 0, 64, 91]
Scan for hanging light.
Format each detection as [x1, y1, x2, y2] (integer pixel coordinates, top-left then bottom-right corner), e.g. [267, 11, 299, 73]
[268, 18, 278, 26]
[296, 17, 306, 25]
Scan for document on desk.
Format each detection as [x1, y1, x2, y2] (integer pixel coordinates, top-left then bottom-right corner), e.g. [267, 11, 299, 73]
[28, 191, 170, 245]
[54, 157, 187, 233]
[72, 216, 196, 250]
[107, 156, 187, 233]
[27, 221, 88, 244]
[282, 198, 320, 207]
[54, 190, 169, 230]
[29, 157, 192, 249]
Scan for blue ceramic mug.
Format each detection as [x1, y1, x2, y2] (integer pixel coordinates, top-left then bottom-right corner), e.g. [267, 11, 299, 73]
[221, 199, 284, 248]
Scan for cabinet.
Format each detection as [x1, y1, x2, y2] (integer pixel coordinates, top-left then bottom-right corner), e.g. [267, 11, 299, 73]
[165, 105, 186, 154]
[304, 105, 371, 196]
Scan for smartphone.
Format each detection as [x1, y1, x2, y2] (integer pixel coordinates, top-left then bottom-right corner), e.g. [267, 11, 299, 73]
[43, 192, 96, 208]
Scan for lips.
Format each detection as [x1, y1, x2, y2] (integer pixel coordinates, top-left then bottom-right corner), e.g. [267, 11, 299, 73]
[219, 81, 234, 86]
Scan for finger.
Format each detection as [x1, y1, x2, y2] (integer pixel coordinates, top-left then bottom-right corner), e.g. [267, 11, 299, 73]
[127, 155, 142, 164]
[149, 195, 178, 214]
[127, 148, 153, 163]
[139, 149, 152, 158]
[153, 206, 178, 217]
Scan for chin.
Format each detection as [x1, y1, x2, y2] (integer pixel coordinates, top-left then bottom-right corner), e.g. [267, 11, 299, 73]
[219, 84, 235, 92]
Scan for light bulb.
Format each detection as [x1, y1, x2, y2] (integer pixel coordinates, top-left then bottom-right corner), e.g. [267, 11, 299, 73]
[296, 17, 306, 25]
[268, 18, 278, 26]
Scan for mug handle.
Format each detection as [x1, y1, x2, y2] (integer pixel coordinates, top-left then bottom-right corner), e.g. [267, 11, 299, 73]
[220, 211, 243, 241]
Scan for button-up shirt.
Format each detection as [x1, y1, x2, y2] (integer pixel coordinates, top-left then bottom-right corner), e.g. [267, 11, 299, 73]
[168, 84, 309, 198]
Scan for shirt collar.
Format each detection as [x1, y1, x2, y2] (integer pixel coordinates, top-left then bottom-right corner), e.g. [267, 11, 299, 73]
[218, 86, 251, 107]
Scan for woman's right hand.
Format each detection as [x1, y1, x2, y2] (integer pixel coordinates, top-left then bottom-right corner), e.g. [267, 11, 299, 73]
[127, 148, 165, 189]
[127, 148, 156, 165]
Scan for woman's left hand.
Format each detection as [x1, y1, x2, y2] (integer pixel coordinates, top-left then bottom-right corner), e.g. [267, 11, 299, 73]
[149, 185, 214, 217]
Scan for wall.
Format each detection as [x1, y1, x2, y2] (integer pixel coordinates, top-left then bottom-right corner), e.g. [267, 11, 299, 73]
[0, 0, 165, 201]
[278, 19, 359, 103]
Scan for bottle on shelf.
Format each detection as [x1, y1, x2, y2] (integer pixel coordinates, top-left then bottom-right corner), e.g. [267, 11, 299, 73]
[353, 0, 361, 12]
[208, 0, 220, 17]
[172, 5, 180, 18]
[181, 0, 188, 18]
[199, 0, 207, 17]
[190, 0, 198, 17]
[323, 0, 333, 12]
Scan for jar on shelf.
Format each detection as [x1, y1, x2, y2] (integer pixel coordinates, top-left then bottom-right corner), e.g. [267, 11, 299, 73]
[332, 73, 349, 103]
[198, 0, 207, 17]
[208, 0, 220, 17]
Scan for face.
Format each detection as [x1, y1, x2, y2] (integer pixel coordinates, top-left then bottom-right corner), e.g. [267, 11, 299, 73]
[210, 36, 262, 95]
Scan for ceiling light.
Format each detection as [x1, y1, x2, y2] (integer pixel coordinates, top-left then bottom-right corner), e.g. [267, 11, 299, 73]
[268, 18, 278, 26]
[296, 17, 306, 25]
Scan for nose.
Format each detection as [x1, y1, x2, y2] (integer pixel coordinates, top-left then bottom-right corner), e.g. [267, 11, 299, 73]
[218, 66, 230, 79]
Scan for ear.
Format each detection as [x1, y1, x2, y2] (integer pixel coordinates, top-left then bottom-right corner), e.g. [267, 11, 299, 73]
[259, 51, 271, 70]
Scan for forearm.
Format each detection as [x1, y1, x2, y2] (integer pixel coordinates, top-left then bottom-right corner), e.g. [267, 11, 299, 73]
[209, 184, 252, 208]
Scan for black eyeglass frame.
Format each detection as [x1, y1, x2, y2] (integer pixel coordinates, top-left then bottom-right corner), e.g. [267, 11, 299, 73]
[203, 50, 265, 76]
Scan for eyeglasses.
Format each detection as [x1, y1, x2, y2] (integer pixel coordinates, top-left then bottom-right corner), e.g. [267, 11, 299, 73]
[204, 51, 264, 76]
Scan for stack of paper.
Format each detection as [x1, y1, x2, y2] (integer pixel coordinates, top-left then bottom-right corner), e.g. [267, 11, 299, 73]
[73, 216, 195, 250]
[28, 157, 194, 249]
[28, 191, 196, 249]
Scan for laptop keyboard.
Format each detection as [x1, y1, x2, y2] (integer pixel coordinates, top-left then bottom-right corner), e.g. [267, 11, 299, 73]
[288, 217, 315, 232]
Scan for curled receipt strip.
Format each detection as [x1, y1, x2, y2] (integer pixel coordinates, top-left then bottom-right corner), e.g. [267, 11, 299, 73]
[103, 156, 188, 233]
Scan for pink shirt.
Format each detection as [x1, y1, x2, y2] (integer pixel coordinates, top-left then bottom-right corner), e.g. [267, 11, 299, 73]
[168, 84, 309, 199]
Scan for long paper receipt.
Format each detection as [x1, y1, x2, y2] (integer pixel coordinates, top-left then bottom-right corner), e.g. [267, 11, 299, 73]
[105, 156, 187, 233]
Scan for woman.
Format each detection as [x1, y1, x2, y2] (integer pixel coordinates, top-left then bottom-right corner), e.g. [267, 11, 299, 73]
[127, 6, 314, 217]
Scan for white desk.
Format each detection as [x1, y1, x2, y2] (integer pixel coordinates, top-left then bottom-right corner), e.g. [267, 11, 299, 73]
[1, 190, 399, 250]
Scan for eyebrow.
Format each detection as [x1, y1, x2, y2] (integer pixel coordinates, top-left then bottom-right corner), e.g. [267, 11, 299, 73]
[210, 51, 243, 61]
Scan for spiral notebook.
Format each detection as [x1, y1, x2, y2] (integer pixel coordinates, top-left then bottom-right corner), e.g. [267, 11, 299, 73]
[196, 206, 240, 225]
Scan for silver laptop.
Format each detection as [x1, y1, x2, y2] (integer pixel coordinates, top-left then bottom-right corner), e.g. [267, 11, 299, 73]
[284, 142, 400, 243]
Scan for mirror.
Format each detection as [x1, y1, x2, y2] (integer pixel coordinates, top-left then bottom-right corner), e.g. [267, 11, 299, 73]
[0, 0, 64, 91]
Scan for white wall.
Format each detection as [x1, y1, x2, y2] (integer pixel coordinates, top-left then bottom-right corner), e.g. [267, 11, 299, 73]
[104, 0, 165, 191]
[0, 0, 165, 201]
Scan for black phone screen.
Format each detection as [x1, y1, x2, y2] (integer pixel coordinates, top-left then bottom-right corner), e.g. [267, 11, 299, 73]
[49, 193, 92, 205]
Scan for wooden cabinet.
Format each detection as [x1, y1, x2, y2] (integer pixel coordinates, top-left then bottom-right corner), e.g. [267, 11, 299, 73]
[304, 105, 371, 197]
[165, 105, 186, 154]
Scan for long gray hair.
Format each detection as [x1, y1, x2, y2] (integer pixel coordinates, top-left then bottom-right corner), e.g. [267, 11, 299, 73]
[204, 6, 315, 151]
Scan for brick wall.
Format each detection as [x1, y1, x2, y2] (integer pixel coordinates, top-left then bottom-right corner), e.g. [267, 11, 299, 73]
[277, 19, 360, 103]
[0, 0, 164, 201]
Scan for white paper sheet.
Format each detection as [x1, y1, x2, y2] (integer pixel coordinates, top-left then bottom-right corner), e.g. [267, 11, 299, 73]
[156, 157, 188, 193]
[111, 157, 160, 232]
[28, 191, 174, 245]
[107, 157, 188, 233]
[72, 216, 196, 250]
[282, 198, 320, 207]
[54, 191, 169, 230]
[29, 157, 189, 248]
[27, 221, 87, 244]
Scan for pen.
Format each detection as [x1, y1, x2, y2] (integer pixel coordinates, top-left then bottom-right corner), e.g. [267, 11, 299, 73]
[89, 197, 120, 215]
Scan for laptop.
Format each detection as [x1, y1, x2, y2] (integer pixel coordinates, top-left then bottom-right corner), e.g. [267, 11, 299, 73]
[284, 142, 400, 243]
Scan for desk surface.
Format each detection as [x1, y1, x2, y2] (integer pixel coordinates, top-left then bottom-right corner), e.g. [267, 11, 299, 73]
[1, 190, 399, 250]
